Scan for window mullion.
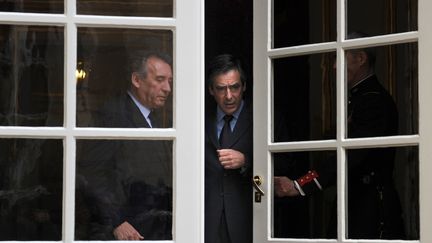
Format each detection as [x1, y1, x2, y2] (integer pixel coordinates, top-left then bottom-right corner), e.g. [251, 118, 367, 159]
[63, 136, 76, 242]
[63, 1, 77, 239]
[337, 0, 347, 240]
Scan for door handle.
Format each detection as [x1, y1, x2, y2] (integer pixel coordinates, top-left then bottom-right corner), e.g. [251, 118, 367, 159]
[253, 175, 265, 202]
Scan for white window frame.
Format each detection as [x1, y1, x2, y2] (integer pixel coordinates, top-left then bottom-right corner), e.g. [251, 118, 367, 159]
[0, 1, 204, 243]
[253, 0, 431, 242]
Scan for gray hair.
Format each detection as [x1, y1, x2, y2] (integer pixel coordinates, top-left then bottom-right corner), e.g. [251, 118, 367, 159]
[129, 51, 173, 79]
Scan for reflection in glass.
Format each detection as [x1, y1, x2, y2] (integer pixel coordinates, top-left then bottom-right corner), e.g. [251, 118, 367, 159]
[75, 139, 173, 240]
[77, 0, 172, 17]
[273, 0, 336, 48]
[0, 25, 64, 126]
[273, 150, 336, 239]
[0, 139, 63, 240]
[347, 146, 419, 240]
[0, 0, 62, 13]
[345, 42, 418, 138]
[347, 0, 417, 37]
[76, 28, 173, 128]
[273, 52, 336, 142]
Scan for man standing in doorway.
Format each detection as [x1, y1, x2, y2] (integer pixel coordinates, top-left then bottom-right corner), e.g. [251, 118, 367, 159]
[205, 54, 253, 243]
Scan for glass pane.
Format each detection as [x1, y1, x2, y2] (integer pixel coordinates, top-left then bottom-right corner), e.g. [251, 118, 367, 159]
[347, 0, 418, 37]
[76, 28, 173, 128]
[346, 146, 419, 240]
[77, 0, 172, 17]
[345, 41, 418, 138]
[0, 0, 63, 13]
[75, 139, 173, 240]
[273, 52, 336, 142]
[0, 139, 63, 240]
[0, 25, 64, 126]
[273, 150, 336, 239]
[273, 0, 336, 48]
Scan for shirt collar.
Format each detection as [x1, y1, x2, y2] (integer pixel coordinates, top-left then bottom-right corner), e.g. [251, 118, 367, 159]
[350, 73, 374, 90]
[127, 91, 151, 119]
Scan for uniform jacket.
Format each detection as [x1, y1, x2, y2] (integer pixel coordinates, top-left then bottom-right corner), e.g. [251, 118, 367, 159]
[299, 75, 404, 239]
[205, 101, 253, 243]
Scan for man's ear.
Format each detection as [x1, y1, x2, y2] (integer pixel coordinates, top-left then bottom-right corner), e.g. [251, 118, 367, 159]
[242, 81, 247, 92]
[358, 51, 368, 66]
[208, 85, 215, 96]
[131, 72, 141, 88]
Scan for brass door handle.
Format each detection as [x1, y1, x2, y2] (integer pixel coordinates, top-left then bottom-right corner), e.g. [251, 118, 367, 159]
[253, 175, 265, 195]
[253, 175, 265, 202]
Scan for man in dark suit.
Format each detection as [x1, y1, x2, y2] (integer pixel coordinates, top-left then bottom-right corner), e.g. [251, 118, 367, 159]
[76, 51, 173, 240]
[205, 54, 252, 243]
[274, 32, 405, 239]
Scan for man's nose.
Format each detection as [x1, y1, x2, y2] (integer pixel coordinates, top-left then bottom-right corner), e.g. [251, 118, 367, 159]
[225, 88, 233, 99]
[162, 80, 171, 92]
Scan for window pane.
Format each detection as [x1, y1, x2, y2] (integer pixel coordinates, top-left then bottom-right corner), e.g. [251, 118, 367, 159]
[347, 0, 417, 37]
[273, 150, 336, 239]
[0, 139, 63, 240]
[273, 52, 336, 142]
[76, 28, 173, 128]
[346, 146, 419, 240]
[0, 25, 64, 126]
[273, 0, 336, 48]
[77, 0, 173, 17]
[0, 0, 63, 13]
[345, 42, 418, 138]
[75, 139, 173, 240]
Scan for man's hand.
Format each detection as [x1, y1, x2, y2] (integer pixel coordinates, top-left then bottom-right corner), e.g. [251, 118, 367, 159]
[113, 221, 144, 240]
[217, 149, 245, 169]
[274, 176, 300, 197]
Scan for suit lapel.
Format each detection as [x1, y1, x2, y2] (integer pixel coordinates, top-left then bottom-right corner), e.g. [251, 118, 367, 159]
[206, 112, 220, 149]
[125, 95, 151, 128]
[226, 103, 251, 148]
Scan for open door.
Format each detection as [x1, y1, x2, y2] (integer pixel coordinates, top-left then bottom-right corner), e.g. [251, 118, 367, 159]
[253, 0, 421, 242]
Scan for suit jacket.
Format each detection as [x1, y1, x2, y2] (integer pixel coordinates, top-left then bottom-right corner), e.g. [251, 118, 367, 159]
[205, 101, 253, 243]
[76, 94, 172, 240]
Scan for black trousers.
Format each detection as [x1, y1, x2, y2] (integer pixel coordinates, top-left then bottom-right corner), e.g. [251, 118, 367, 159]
[217, 210, 231, 243]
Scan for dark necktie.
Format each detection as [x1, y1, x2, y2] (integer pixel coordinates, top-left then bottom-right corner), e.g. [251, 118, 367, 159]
[219, 115, 233, 148]
[148, 112, 157, 128]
